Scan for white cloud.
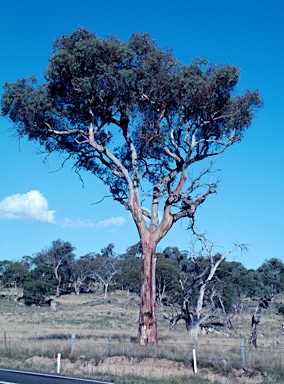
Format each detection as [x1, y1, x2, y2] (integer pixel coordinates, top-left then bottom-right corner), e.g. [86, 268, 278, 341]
[0, 190, 56, 223]
[61, 218, 95, 229]
[61, 216, 126, 229]
[95, 216, 126, 228]
[0, 191, 126, 230]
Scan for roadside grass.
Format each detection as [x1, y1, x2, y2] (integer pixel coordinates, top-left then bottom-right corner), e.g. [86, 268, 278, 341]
[1, 291, 284, 383]
[91, 373, 220, 384]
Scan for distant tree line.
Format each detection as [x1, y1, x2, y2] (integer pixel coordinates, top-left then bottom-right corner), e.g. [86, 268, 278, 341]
[0, 239, 283, 316]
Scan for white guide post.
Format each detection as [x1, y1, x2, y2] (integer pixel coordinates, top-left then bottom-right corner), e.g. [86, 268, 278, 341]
[57, 353, 61, 374]
[192, 348, 197, 374]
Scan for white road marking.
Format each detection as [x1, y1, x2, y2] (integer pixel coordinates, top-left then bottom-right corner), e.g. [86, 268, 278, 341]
[0, 368, 114, 384]
[0, 381, 18, 384]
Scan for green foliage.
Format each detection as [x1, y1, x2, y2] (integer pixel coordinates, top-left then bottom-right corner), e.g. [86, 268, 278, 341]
[33, 239, 75, 295]
[1, 28, 263, 203]
[278, 305, 284, 315]
[0, 260, 13, 276]
[2, 239, 284, 317]
[23, 280, 54, 306]
[70, 253, 96, 294]
[119, 268, 141, 294]
[23, 264, 57, 305]
[0, 30, 263, 336]
[101, 243, 115, 257]
[214, 261, 256, 312]
[0, 260, 29, 288]
[116, 243, 142, 294]
[163, 246, 189, 271]
[257, 258, 284, 296]
[156, 254, 180, 304]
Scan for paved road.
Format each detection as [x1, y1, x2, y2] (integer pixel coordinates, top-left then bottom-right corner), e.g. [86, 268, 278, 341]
[0, 369, 116, 384]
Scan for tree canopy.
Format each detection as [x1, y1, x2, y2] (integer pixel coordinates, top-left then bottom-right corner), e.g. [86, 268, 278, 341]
[0, 28, 263, 344]
[1, 28, 262, 227]
[34, 239, 75, 297]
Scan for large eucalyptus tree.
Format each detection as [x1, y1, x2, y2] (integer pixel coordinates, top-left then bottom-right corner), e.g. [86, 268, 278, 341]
[1, 28, 262, 344]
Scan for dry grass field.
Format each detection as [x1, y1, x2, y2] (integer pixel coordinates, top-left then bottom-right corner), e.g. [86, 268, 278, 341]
[1, 290, 284, 383]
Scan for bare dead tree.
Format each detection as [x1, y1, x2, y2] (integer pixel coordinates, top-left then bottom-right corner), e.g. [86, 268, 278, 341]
[217, 294, 247, 330]
[93, 255, 118, 302]
[248, 298, 269, 348]
[171, 231, 245, 345]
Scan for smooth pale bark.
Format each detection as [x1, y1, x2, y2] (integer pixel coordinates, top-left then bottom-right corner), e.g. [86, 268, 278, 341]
[138, 238, 157, 345]
[131, 179, 185, 345]
[54, 266, 60, 298]
[171, 239, 240, 345]
[131, 188, 175, 345]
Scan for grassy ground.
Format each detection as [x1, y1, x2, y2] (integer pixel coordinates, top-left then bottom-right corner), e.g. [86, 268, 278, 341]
[1, 290, 284, 383]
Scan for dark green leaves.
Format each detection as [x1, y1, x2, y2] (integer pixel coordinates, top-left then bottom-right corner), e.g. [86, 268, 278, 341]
[1, 28, 263, 201]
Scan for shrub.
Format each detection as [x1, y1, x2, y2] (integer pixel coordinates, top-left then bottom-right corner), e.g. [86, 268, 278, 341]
[23, 265, 57, 305]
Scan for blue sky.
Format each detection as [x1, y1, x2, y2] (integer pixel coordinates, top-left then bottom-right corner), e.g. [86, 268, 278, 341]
[0, 0, 283, 269]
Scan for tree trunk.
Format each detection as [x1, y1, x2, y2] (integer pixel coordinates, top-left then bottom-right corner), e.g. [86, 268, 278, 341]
[187, 323, 199, 347]
[104, 283, 109, 302]
[138, 238, 157, 345]
[130, 188, 174, 345]
[74, 281, 80, 295]
[56, 284, 60, 298]
[249, 298, 269, 348]
[54, 266, 60, 298]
